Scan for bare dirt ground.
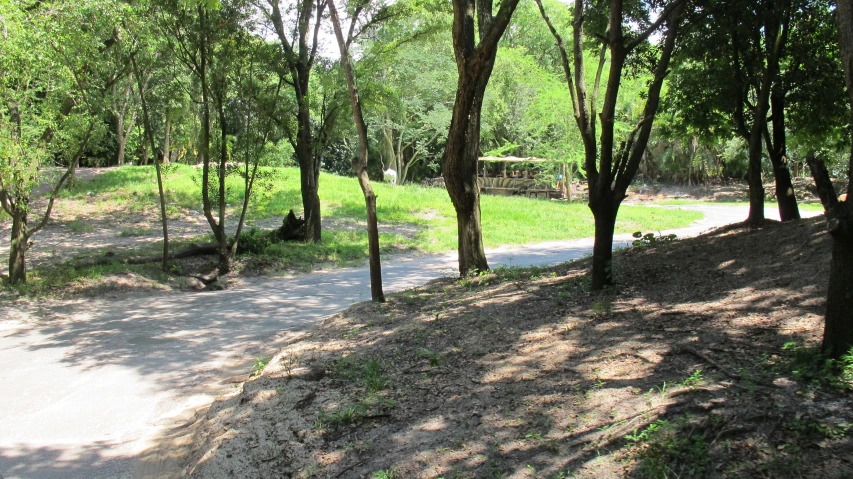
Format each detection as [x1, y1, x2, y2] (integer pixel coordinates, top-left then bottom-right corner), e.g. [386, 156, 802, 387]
[181, 216, 852, 479]
[623, 177, 848, 204]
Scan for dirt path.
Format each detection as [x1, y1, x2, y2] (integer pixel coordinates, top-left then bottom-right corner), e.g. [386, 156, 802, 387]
[0, 206, 822, 479]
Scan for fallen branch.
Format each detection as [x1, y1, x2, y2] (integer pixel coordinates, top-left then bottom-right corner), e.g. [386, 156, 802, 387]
[679, 347, 742, 380]
[72, 243, 220, 269]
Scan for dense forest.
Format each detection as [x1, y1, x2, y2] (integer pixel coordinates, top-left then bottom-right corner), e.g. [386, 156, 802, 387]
[2, 0, 853, 357]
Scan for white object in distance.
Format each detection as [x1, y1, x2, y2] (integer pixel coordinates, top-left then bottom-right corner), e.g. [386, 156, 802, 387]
[384, 168, 397, 185]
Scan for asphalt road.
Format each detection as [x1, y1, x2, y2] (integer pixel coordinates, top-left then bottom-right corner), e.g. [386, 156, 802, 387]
[0, 205, 822, 479]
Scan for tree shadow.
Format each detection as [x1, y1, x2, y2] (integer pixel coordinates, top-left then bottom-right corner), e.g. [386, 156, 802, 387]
[182, 216, 853, 478]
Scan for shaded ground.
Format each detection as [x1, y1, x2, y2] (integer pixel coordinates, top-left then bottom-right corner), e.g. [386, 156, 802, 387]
[624, 177, 848, 203]
[182, 216, 852, 478]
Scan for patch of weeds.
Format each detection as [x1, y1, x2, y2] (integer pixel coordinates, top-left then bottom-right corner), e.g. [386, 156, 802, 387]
[119, 227, 153, 237]
[682, 369, 704, 388]
[631, 231, 677, 248]
[591, 299, 612, 319]
[332, 355, 388, 393]
[371, 469, 397, 479]
[251, 356, 271, 377]
[68, 218, 94, 234]
[786, 417, 852, 442]
[775, 342, 853, 391]
[625, 419, 710, 478]
[417, 348, 446, 367]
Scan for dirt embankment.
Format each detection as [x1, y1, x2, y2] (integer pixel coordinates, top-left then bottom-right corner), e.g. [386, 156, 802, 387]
[179, 215, 852, 479]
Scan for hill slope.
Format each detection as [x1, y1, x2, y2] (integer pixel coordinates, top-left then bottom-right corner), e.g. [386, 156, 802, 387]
[181, 215, 853, 479]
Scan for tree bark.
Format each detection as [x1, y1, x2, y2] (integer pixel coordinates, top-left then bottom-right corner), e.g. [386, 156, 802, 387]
[8, 211, 27, 284]
[590, 205, 617, 291]
[821, 0, 853, 358]
[162, 116, 171, 166]
[442, 0, 520, 276]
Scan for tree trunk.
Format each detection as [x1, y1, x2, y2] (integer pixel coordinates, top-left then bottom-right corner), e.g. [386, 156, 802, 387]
[8, 211, 27, 284]
[116, 112, 126, 166]
[822, 0, 853, 358]
[770, 155, 800, 221]
[130, 53, 169, 270]
[822, 204, 853, 356]
[328, 0, 384, 301]
[162, 116, 171, 166]
[590, 202, 617, 291]
[142, 141, 149, 166]
[746, 128, 766, 224]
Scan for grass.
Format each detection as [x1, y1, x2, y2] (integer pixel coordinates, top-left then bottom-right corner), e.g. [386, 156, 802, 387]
[61, 165, 702, 255]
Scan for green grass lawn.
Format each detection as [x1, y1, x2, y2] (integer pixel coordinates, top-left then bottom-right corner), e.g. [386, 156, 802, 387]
[64, 165, 702, 254]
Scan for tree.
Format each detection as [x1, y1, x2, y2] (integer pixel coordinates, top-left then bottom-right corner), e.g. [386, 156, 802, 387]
[0, 0, 109, 283]
[441, 0, 521, 276]
[327, 0, 385, 302]
[260, 0, 330, 243]
[536, 0, 685, 289]
[811, 0, 853, 358]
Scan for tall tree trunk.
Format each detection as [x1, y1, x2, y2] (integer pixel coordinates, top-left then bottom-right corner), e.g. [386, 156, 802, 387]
[163, 116, 171, 166]
[130, 54, 169, 270]
[442, 0, 519, 276]
[116, 112, 126, 166]
[821, 0, 853, 358]
[216, 100, 232, 273]
[8, 211, 27, 284]
[327, 0, 384, 301]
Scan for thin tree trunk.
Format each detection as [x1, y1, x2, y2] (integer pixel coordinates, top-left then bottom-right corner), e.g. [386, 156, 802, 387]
[327, 0, 384, 301]
[130, 54, 169, 270]
[116, 112, 126, 166]
[8, 211, 27, 284]
[163, 116, 171, 166]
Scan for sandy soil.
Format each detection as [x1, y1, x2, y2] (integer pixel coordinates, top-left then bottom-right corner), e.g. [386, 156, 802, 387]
[180, 216, 852, 479]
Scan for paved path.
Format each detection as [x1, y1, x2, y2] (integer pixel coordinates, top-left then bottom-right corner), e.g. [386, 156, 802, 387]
[0, 205, 821, 479]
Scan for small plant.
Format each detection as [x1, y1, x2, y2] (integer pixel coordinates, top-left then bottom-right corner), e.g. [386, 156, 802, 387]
[251, 356, 270, 377]
[683, 369, 704, 388]
[332, 355, 388, 393]
[119, 227, 152, 237]
[372, 468, 397, 479]
[68, 219, 94, 234]
[591, 299, 612, 318]
[625, 419, 710, 478]
[417, 348, 445, 368]
[280, 353, 300, 377]
[632, 231, 677, 248]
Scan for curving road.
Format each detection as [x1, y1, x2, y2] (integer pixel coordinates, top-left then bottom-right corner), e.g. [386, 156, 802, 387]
[0, 205, 822, 479]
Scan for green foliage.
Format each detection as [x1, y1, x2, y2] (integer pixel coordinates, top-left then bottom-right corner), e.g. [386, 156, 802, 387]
[251, 356, 271, 377]
[632, 231, 677, 248]
[332, 355, 388, 393]
[682, 369, 704, 388]
[777, 342, 853, 391]
[626, 419, 711, 478]
[68, 219, 95, 234]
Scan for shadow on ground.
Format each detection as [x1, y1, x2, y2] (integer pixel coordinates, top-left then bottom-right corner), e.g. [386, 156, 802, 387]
[183, 216, 853, 479]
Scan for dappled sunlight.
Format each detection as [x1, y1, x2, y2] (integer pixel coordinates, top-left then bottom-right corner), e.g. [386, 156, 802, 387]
[178, 215, 852, 478]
